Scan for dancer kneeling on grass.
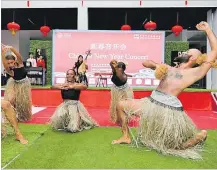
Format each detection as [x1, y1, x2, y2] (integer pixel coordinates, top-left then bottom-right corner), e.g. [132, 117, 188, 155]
[1, 99, 28, 145]
[1, 44, 32, 122]
[109, 59, 134, 123]
[111, 21, 217, 159]
[50, 69, 98, 132]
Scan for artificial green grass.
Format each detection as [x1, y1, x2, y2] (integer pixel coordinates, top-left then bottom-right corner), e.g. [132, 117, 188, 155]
[1, 124, 49, 168]
[3, 127, 217, 169]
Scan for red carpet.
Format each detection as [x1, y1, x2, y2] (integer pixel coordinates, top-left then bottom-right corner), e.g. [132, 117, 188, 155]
[3, 89, 216, 129]
[25, 107, 217, 130]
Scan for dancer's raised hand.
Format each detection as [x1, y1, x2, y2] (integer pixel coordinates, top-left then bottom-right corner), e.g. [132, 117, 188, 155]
[196, 21, 210, 32]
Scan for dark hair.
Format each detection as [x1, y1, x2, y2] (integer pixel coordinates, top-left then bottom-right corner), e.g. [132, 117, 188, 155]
[74, 55, 83, 71]
[117, 62, 126, 71]
[78, 55, 83, 59]
[5, 55, 16, 61]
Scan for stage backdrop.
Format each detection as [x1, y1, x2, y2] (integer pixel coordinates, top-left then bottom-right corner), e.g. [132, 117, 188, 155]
[52, 30, 165, 87]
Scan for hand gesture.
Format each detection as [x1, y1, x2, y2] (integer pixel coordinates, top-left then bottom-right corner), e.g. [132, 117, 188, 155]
[1, 43, 6, 49]
[111, 59, 117, 64]
[1, 44, 12, 53]
[196, 21, 210, 32]
[60, 83, 69, 89]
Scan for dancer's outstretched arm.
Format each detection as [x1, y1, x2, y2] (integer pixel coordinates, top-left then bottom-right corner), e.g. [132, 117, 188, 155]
[1, 44, 14, 76]
[10, 47, 24, 66]
[126, 74, 133, 77]
[51, 84, 67, 89]
[67, 83, 87, 90]
[1, 52, 13, 76]
[110, 59, 118, 72]
[182, 22, 217, 86]
[142, 60, 160, 70]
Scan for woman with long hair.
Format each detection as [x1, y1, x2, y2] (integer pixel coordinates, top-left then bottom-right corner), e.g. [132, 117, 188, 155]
[50, 69, 98, 132]
[73, 50, 91, 86]
[1, 44, 32, 122]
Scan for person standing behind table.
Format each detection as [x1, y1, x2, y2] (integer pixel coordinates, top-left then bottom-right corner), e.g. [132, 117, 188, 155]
[27, 53, 37, 84]
[27, 53, 37, 67]
[36, 55, 46, 85]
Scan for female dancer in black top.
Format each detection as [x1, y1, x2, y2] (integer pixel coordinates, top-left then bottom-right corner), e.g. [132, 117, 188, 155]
[1, 44, 32, 122]
[109, 59, 134, 123]
[50, 69, 98, 132]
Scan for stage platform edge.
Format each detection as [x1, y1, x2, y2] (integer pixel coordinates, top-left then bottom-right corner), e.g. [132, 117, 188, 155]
[1, 88, 216, 111]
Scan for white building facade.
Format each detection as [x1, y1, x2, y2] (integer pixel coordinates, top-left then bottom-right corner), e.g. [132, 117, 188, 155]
[2, 0, 217, 89]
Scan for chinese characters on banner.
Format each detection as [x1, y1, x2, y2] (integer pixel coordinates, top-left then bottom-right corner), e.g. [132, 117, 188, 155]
[53, 31, 165, 87]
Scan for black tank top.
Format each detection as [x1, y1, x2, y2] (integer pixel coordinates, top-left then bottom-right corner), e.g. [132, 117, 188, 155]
[61, 89, 81, 100]
[13, 67, 27, 80]
[111, 72, 127, 86]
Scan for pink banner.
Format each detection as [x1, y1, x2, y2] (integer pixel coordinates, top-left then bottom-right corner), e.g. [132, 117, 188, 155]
[53, 31, 165, 87]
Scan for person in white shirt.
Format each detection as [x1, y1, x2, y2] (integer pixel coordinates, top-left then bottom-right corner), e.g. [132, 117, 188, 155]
[26, 53, 37, 84]
[27, 53, 37, 67]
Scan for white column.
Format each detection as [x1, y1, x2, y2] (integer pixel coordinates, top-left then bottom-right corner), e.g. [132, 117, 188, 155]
[206, 9, 213, 89]
[211, 9, 217, 89]
[77, 7, 88, 30]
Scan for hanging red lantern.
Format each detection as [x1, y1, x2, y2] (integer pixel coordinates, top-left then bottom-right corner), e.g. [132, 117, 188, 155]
[121, 12, 131, 31]
[7, 22, 20, 36]
[144, 21, 157, 31]
[40, 25, 50, 36]
[172, 25, 183, 36]
[121, 24, 131, 30]
[172, 12, 183, 36]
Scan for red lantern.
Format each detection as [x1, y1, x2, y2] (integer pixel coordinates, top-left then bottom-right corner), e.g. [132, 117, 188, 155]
[172, 25, 183, 36]
[7, 22, 20, 36]
[40, 25, 50, 36]
[121, 24, 131, 30]
[144, 21, 157, 31]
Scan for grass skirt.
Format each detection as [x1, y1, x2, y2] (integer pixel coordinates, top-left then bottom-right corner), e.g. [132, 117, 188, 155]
[110, 83, 134, 123]
[4, 77, 32, 122]
[50, 100, 98, 132]
[125, 90, 202, 159]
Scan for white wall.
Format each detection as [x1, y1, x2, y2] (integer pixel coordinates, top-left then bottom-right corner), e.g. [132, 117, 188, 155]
[207, 9, 217, 89]
[211, 9, 217, 89]
[2, 0, 217, 8]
